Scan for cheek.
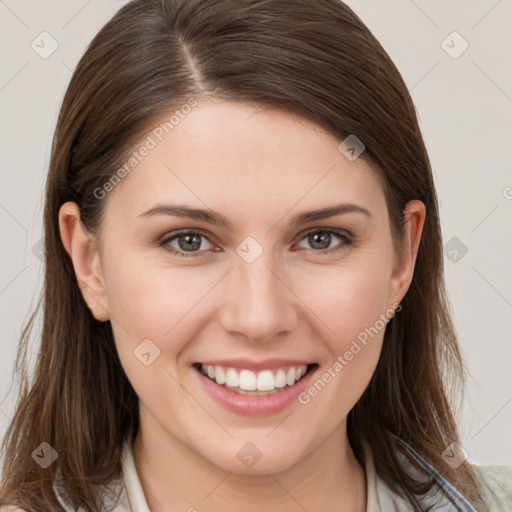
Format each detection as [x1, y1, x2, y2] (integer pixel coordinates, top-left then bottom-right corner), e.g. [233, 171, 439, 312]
[102, 251, 218, 363]
[103, 258, 207, 414]
[297, 256, 392, 345]
[293, 255, 392, 409]
[297, 299, 387, 423]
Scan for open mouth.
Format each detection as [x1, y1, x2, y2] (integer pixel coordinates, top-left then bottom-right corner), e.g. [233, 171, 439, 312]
[193, 363, 318, 396]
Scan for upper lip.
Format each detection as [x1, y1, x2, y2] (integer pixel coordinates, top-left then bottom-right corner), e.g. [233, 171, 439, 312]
[196, 358, 315, 371]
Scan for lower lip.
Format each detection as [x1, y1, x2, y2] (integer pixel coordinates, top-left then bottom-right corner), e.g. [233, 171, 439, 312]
[193, 365, 317, 416]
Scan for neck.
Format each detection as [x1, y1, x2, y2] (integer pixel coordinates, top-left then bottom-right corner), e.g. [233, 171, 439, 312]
[132, 415, 367, 512]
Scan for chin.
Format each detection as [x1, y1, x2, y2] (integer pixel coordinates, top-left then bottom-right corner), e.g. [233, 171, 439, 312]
[197, 438, 307, 476]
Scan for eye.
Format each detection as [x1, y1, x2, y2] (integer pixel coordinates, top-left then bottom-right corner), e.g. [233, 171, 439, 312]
[159, 227, 353, 258]
[295, 228, 353, 254]
[160, 230, 216, 258]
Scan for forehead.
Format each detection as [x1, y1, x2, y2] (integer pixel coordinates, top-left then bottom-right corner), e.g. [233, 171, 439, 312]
[103, 100, 386, 224]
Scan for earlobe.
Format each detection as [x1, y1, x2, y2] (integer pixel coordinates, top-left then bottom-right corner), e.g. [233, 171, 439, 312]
[58, 202, 110, 322]
[388, 200, 426, 307]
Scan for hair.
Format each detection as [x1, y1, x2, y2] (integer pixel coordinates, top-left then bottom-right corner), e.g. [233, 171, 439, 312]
[0, 0, 485, 510]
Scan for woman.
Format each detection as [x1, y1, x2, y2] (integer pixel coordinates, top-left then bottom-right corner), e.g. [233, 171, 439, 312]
[0, 0, 509, 510]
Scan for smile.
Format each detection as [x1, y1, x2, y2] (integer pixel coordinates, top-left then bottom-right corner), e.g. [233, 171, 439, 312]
[192, 359, 318, 415]
[198, 364, 310, 395]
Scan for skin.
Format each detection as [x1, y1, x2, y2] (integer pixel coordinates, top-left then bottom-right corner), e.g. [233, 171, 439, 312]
[59, 99, 425, 512]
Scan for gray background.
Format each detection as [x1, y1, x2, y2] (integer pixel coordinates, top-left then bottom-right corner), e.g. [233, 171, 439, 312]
[0, 0, 511, 466]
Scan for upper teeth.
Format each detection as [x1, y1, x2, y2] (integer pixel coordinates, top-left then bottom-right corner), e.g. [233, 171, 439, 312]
[200, 364, 308, 392]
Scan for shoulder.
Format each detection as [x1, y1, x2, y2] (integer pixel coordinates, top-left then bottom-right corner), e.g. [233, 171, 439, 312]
[475, 465, 512, 511]
[0, 507, 28, 512]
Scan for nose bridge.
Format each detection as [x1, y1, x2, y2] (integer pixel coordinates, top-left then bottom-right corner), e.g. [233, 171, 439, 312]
[220, 243, 296, 342]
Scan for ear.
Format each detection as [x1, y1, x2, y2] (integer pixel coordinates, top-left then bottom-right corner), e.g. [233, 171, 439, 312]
[387, 200, 426, 308]
[59, 202, 110, 322]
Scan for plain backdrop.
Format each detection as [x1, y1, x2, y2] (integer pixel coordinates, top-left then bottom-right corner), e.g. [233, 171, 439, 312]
[0, 0, 511, 466]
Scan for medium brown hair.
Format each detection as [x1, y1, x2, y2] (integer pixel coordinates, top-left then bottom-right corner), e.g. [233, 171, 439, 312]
[1, 0, 484, 510]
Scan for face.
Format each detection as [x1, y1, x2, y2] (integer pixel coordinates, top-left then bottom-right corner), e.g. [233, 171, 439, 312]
[64, 100, 422, 475]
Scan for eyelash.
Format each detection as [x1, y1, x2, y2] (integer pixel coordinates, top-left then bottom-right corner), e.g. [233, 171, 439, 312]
[158, 228, 354, 258]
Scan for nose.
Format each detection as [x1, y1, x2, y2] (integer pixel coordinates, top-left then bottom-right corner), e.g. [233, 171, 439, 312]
[218, 251, 298, 344]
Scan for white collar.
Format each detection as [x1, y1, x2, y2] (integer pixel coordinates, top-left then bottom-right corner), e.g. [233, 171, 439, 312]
[121, 438, 151, 511]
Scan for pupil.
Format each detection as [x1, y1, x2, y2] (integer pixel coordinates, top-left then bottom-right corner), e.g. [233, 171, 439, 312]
[310, 232, 330, 250]
[179, 234, 201, 251]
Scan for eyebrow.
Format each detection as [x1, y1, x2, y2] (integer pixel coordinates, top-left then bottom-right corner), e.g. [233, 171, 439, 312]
[138, 202, 372, 230]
